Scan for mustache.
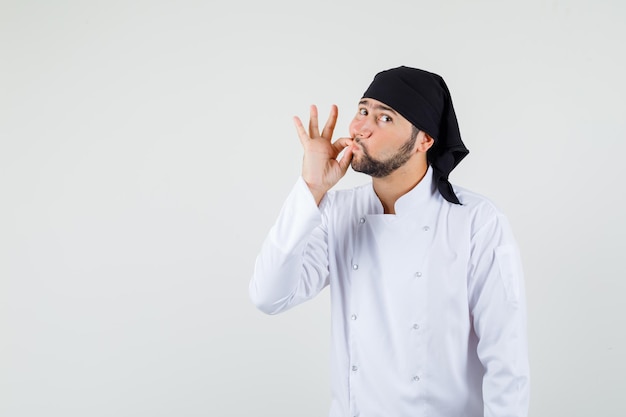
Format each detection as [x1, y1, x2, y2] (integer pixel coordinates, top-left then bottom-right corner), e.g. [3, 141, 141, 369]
[353, 136, 368, 149]
[351, 137, 367, 154]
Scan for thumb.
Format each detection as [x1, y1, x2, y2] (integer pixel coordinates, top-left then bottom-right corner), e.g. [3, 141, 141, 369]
[337, 147, 354, 174]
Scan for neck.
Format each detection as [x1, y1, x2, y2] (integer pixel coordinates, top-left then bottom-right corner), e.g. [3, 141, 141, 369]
[372, 157, 429, 214]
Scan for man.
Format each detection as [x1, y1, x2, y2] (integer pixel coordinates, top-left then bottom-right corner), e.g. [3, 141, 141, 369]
[249, 66, 530, 417]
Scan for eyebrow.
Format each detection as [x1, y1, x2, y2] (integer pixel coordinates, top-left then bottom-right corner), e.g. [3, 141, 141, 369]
[358, 99, 398, 115]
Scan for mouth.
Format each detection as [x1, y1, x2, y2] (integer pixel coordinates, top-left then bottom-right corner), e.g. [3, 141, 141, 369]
[351, 138, 364, 153]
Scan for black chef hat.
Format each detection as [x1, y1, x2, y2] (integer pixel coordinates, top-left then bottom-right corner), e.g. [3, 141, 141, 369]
[362, 66, 469, 204]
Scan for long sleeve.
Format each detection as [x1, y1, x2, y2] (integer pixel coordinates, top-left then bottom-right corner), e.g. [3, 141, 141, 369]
[467, 207, 530, 417]
[249, 177, 332, 315]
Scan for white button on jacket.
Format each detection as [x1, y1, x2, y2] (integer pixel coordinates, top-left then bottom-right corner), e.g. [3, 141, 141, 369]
[250, 167, 530, 417]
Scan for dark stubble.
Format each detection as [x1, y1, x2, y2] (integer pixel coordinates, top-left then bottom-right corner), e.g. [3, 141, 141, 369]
[351, 126, 420, 178]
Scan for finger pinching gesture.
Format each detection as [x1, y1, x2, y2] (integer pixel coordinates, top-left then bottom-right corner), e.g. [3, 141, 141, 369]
[293, 104, 354, 205]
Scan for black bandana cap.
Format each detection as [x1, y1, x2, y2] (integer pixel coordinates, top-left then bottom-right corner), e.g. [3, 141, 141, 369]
[362, 66, 469, 204]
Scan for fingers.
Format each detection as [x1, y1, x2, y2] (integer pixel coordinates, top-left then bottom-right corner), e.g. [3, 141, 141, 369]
[321, 104, 338, 140]
[333, 136, 354, 174]
[308, 105, 320, 139]
[331, 136, 354, 154]
[338, 145, 354, 174]
[293, 116, 309, 146]
[295, 105, 340, 146]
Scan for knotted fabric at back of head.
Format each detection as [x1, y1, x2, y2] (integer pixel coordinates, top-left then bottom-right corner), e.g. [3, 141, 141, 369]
[362, 66, 469, 204]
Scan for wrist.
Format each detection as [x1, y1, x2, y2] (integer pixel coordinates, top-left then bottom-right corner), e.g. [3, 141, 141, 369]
[303, 181, 328, 206]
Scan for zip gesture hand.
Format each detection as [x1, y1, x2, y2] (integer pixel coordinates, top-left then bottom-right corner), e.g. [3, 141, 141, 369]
[294, 105, 354, 205]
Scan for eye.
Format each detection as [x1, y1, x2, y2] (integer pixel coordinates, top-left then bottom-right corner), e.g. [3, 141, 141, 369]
[359, 108, 368, 116]
[379, 114, 392, 123]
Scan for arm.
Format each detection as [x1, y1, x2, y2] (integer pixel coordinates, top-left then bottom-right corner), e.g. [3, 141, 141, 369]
[249, 177, 330, 314]
[249, 105, 354, 314]
[468, 208, 530, 417]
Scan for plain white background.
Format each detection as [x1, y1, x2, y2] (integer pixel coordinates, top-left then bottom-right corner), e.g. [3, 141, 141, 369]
[1, 0, 625, 415]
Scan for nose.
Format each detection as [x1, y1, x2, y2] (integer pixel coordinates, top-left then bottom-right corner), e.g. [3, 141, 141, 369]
[350, 117, 372, 139]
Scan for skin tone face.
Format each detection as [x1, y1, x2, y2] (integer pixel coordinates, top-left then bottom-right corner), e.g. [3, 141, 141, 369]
[349, 99, 419, 177]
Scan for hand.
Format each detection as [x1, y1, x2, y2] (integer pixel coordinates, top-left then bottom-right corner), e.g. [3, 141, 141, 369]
[294, 105, 354, 205]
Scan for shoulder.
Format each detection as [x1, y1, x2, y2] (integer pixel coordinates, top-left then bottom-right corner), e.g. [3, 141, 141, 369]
[451, 184, 509, 232]
[454, 185, 502, 212]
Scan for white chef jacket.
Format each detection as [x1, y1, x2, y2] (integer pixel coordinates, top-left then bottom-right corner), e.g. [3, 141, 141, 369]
[250, 167, 529, 417]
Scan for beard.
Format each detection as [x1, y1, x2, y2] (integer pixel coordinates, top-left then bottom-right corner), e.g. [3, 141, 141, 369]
[351, 127, 419, 178]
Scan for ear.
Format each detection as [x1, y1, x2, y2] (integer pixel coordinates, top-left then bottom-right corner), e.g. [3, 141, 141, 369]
[415, 132, 435, 154]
